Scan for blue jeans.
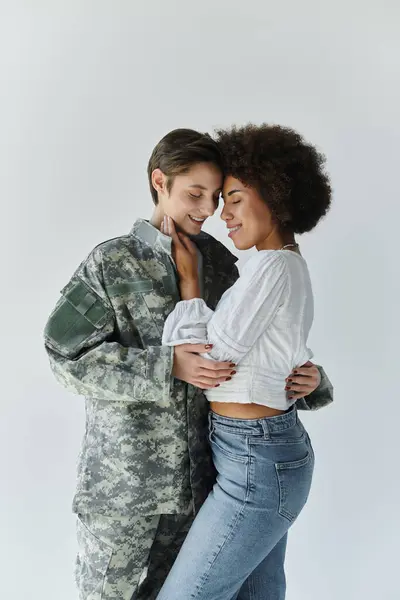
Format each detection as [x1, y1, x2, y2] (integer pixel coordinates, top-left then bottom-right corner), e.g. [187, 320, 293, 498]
[156, 407, 314, 600]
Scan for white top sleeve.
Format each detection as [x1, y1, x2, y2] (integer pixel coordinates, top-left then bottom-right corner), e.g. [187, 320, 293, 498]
[162, 251, 288, 363]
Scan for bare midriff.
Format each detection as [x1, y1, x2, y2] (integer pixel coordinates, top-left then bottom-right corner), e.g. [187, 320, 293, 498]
[210, 401, 286, 419]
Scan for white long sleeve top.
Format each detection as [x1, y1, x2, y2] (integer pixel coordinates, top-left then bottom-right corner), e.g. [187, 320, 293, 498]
[162, 250, 314, 409]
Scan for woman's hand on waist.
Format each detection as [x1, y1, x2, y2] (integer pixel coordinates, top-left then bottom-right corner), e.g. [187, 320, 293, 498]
[285, 361, 321, 400]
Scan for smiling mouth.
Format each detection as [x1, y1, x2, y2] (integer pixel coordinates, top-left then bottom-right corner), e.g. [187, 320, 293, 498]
[189, 215, 206, 224]
[228, 225, 242, 237]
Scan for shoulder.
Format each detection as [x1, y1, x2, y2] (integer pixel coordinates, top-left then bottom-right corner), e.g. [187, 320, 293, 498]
[241, 250, 288, 278]
[72, 233, 147, 281]
[88, 232, 152, 265]
[196, 231, 238, 267]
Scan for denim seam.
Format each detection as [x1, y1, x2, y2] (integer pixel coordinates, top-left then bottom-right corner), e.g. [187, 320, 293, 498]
[241, 570, 256, 600]
[247, 436, 255, 495]
[275, 451, 311, 522]
[211, 422, 260, 436]
[249, 572, 256, 600]
[248, 433, 306, 447]
[213, 422, 297, 435]
[210, 434, 248, 463]
[209, 427, 249, 464]
[190, 506, 247, 600]
[275, 468, 294, 523]
[190, 460, 250, 600]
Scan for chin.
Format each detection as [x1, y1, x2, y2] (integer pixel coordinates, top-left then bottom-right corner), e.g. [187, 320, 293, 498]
[232, 239, 253, 251]
[185, 218, 205, 234]
[173, 221, 193, 235]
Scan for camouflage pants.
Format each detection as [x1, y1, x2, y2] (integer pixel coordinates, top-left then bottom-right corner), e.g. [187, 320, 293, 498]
[75, 509, 194, 600]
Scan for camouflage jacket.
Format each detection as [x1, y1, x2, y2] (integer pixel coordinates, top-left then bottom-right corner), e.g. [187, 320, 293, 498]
[44, 219, 333, 518]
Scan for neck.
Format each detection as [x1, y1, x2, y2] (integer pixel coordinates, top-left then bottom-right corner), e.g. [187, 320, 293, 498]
[256, 228, 296, 252]
[150, 206, 164, 231]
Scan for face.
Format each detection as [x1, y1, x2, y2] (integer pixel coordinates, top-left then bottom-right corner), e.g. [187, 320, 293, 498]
[152, 162, 223, 235]
[221, 175, 277, 250]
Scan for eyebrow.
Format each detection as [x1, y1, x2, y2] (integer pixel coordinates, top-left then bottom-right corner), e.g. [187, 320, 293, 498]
[227, 189, 242, 196]
[189, 184, 222, 194]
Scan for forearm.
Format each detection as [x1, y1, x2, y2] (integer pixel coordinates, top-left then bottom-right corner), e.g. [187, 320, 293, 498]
[46, 341, 173, 403]
[44, 263, 174, 403]
[179, 278, 201, 300]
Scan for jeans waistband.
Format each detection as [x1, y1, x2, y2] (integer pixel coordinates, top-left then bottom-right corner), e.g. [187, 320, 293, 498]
[209, 405, 298, 436]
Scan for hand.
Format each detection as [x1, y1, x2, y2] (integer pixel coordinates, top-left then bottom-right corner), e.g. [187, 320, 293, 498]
[173, 344, 236, 389]
[285, 361, 321, 400]
[161, 215, 198, 282]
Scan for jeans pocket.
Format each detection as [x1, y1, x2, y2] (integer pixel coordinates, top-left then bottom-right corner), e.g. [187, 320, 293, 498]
[75, 515, 113, 598]
[209, 427, 248, 464]
[275, 451, 314, 523]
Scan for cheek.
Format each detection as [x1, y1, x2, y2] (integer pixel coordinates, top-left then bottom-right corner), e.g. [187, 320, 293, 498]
[240, 204, 259, 230]
[242, 204, 272, 238]
[164, 194, 191, 220]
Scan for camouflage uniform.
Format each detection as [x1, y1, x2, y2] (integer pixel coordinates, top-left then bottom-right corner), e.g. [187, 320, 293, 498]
[44, 219, 333, 600]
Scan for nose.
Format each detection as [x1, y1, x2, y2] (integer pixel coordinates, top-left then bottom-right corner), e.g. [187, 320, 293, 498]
[200, 195, 217, 217]
[221, 204, 233, 222]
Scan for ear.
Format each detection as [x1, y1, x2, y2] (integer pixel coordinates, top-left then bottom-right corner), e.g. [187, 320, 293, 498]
[151, 168, 168, 196]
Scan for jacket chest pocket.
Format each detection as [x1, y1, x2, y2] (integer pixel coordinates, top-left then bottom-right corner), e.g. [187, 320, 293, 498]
[135, 271, 180, 341]
[109, 278, 176, 345]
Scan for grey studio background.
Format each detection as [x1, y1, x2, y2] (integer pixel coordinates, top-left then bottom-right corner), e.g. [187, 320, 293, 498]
[0, 2, 398, 599]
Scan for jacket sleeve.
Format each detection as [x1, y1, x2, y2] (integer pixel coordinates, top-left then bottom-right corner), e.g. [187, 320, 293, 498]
[162, 252, 288, 364]
[44, 248, 173, 403]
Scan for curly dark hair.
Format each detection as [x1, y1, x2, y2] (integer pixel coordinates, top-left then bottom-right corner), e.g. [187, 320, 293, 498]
[215, 124, 331, 234]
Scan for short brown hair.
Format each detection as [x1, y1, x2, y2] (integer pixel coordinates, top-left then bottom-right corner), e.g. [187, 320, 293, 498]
[147, 128, 223, 204]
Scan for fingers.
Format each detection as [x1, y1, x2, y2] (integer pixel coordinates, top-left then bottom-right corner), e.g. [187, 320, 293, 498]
[197, 358, 236, 372]
[286, 364, 320, 399]
[287, 363, 317, 378]
[164, 216, 181, 246]
[162, 215, 171, 236]
[192, 379, 217, 390]
[173, 344, 237, 387]
[285, 382, 309, 400]
[163, 217, 197, 256]
[288, 367, 317, 378]
[178, 232, 197, 255]
[178, 343, 235, 369]
[285, 373, 317, 387]
[285, 372, 317, 401]
[177, 232, 190, 243]
[177, 343, 212, 353]
[286, 381, 314, 394]
[285, 372, 315, 390]
[166, 215, 175, 236]
[193, 375, 233, 389]
[178, 234, 192, 252]
[198, 366, 236, 380]
[286, 392, 304, 401]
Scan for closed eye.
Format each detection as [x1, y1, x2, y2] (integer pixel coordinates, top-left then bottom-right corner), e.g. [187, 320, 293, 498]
[189, 193, 202, 199]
